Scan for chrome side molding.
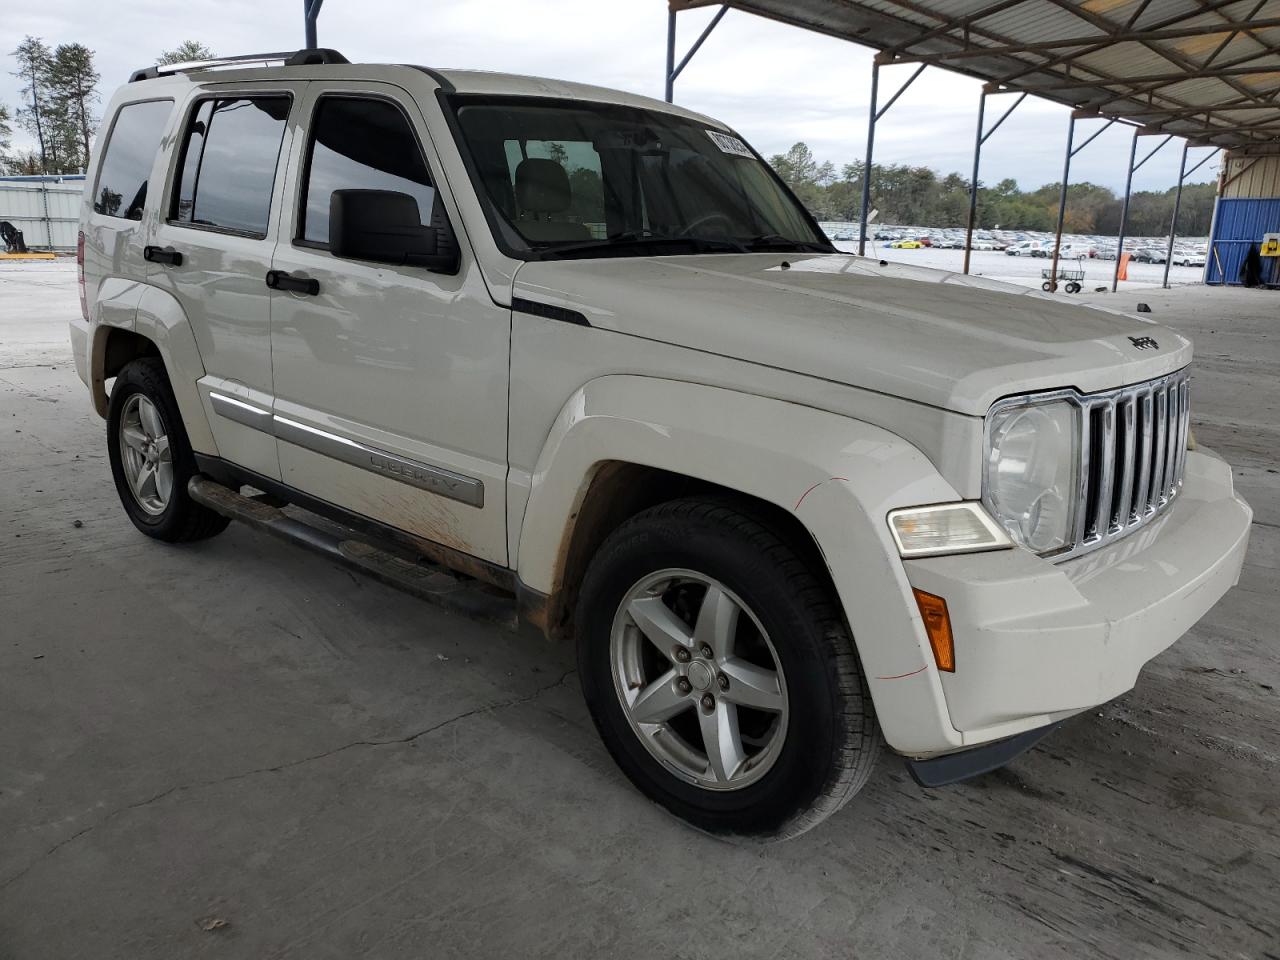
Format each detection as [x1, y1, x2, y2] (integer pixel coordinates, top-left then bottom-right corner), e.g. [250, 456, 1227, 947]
[209, 391, 274, 432]
[208, 392, 484, 508]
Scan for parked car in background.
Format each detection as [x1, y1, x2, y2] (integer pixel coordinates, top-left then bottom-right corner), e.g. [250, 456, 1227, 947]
[890, 239, 923, 249]
[73, 51, 1252, 840]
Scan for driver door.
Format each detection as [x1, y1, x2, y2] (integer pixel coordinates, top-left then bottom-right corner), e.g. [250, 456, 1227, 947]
[267, 82, 510, 565]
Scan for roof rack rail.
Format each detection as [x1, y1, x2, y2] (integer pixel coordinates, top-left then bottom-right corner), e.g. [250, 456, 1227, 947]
[128, 48, 349, 83]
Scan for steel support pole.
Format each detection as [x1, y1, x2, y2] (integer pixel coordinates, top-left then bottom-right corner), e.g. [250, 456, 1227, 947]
[1163, 142, 1189, 289]
[304, 0, 323, 48]
[665, 9, 677, 102]
[40, 179, 52, 250]
[858, 61, 879, 257]
[1050, 114, 1076, 290]
[963, 90, 987, 275]
[664, 6, 727, 104]
[1113, 130, 1140, 292]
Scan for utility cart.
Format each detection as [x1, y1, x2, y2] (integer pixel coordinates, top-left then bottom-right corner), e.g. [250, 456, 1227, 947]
[1042, 258, 1086, 293]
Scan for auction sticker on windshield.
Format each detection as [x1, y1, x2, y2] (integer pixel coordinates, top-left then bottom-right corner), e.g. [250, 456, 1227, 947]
[706, 130, 755, 159]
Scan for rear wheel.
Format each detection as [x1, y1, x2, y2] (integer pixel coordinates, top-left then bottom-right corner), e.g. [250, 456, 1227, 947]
[1042, 280, 1055, 292]
[576, 498, 878, 839]
[107, 358, 229, 542]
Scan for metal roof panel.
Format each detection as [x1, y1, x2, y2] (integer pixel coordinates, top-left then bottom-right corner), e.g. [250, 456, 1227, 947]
[692, 0, 1280, 146]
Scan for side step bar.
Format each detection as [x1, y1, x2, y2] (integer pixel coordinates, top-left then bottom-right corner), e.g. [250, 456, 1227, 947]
[187, 477, 518, 629]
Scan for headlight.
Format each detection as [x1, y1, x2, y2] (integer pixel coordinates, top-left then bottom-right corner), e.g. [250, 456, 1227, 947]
[984, 398, 1080, 553]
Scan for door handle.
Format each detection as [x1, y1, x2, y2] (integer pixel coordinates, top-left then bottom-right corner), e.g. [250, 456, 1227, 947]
[266, 270, 320, 296]
[143, 245, 183, 266]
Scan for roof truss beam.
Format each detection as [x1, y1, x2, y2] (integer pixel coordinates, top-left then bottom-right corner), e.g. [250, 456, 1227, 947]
[887, 18, 1280, 65]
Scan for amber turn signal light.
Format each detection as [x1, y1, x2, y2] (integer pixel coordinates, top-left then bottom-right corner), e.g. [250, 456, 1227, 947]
[913, 588, 954, 672]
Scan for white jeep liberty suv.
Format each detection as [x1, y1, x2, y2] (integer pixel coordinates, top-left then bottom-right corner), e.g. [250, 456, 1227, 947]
[72, 49, 1252, 838]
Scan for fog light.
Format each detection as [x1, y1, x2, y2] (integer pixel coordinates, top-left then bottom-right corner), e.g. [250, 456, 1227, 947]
[888, 502, 1011, 558]
[913, 589, 955, 672]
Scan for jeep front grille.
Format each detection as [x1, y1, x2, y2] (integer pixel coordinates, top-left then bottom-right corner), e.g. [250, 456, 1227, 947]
[1069, 369, 1191, 560]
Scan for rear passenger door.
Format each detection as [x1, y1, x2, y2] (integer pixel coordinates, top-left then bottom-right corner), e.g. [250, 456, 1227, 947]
[267, 82, 511, 566]
[148, 85, 300, 481]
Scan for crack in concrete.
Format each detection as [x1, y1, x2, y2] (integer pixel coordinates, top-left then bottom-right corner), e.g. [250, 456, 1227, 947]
[0, 669, 576, 892]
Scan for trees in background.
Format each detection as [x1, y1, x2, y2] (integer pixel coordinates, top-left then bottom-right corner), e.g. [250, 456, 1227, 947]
[0, 104, 11, 159]
[11, 37, 54, 173]
[768, 141, 1218, 235]
[7, 36, 101, 174]
[157, 41, 216, 66]
[50, 44, 100, 167]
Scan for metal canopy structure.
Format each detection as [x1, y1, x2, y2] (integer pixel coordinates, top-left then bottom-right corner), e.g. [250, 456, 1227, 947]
[304, 0, 326, 48]
[665, 0, 1280, 287]
[671, 0, 1280, 147]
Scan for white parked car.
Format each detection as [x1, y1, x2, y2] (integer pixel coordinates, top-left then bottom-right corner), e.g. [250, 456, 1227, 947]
[71, 51, 1252, 838]
[1006, 240, 1044, 257]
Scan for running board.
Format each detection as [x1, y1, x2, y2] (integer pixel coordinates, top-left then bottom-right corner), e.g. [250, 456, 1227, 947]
[187, 476, 518, 629]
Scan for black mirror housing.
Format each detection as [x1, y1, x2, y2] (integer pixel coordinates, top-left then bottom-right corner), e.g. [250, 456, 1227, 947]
[329, 189, 460, 274]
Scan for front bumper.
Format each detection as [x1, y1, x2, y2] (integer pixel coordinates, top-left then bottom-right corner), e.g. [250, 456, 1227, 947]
[901, 447, 1251, 755]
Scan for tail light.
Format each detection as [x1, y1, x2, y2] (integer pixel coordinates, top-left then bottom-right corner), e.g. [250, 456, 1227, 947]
[77, 230, 88, 320]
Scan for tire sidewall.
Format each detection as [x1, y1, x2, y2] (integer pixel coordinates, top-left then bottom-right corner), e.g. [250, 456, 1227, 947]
[106, 359, 196, 539]
[577, 509, 848, 836]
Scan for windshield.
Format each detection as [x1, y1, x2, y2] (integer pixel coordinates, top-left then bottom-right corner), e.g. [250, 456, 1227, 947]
[449, 96, 832, 260]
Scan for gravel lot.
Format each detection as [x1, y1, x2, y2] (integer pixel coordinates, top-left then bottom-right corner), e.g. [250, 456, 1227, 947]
[1, 260, 1276, 959]
[831, 243, 1209, 289]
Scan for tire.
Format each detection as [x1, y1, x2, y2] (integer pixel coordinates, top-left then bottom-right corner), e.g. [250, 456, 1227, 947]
[106, 357, 230, 543]
[1065, 282, 1080, 294]
[1042, 280, 1055, 292]
[576, 497, 879, 839]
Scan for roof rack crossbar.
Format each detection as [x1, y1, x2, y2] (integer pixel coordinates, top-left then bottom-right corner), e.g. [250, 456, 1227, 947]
[128, 48, 349, 83]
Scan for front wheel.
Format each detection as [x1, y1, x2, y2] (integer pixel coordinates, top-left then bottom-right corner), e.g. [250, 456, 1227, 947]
[1042, 280, 1056, 292]
[576, 498, 878, 839]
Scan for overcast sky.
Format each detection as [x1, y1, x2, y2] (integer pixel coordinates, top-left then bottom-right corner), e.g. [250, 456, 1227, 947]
[2, 0, 1220, 192]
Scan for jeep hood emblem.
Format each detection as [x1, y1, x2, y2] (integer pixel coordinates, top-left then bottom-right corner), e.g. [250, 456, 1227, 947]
[1129, 335, 1159, 350]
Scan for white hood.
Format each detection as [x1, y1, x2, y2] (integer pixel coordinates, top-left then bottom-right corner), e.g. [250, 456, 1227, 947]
[512, 253, 1192, 416]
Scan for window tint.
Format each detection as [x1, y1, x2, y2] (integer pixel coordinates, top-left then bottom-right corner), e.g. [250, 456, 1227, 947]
[502, 139, 605, 238]
[453, 98, 827, 258]
[300, 97, 435, 245]
[172, 96, 290, 236]
[93, 100, 173, 220]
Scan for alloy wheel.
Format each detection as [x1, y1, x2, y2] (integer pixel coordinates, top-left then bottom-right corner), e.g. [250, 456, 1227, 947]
[609, 568, 789, 791]
[118, 394, 173, 516]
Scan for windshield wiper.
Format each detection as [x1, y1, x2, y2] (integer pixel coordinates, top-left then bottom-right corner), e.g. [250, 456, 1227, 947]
[536, 233, 748, 260]
[744, 234, 834, 252]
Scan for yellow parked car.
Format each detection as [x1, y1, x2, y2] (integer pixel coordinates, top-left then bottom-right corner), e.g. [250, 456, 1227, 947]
[889, 239, 923, 249]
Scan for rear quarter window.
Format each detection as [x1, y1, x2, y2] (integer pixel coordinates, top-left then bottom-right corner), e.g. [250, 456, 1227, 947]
[92, 99, 174, 220]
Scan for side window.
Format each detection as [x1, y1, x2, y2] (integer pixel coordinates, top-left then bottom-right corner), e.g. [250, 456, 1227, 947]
[171, 96, 291, 236]
[300, 97, 435, 246]
[92, 100, 173, 220]
[502, 140, 605, 238]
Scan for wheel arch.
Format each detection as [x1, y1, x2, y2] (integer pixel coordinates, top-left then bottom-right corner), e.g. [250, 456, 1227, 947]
[534, 460, 831, 643]
[93, 284, 218, 455]
[515, 375, 966, 755]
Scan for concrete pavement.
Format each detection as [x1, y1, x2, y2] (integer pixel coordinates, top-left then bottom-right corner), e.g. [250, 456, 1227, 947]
[1, 261, 1277, 959]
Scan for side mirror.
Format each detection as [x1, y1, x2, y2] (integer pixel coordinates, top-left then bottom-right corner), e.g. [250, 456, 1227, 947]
[329, 189, 460, 275]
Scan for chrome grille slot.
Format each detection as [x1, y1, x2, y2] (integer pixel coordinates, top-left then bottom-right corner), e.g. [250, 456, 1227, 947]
[1067, 369, 1190, 561]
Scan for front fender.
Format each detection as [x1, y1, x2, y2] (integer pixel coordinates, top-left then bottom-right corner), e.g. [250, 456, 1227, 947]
[517, 375, 968, 754]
